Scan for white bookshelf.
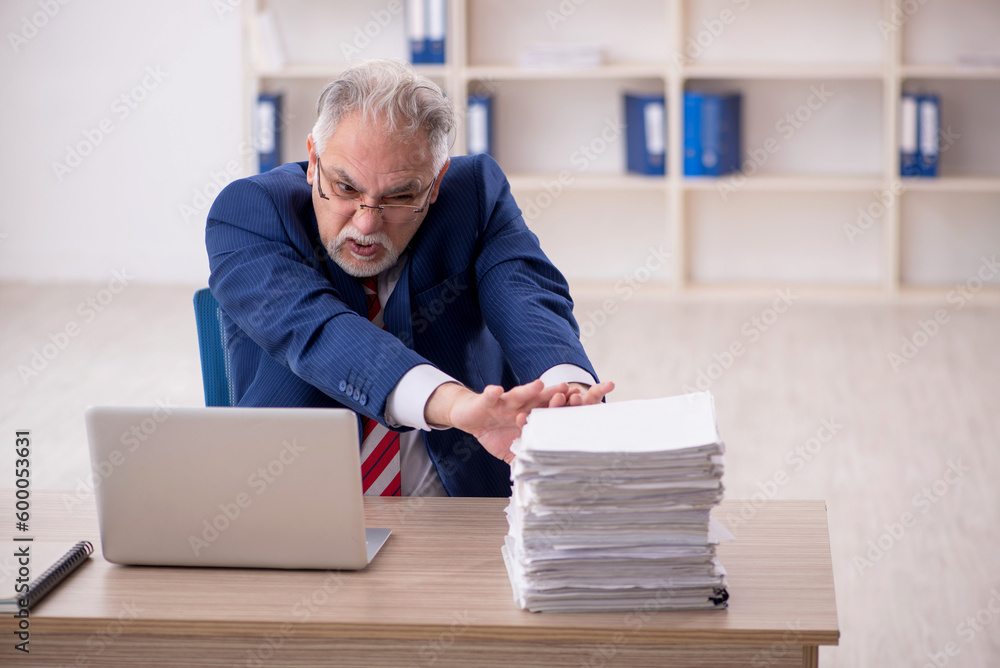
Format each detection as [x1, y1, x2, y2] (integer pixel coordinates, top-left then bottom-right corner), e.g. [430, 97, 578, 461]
[244, 0, 1000, 297]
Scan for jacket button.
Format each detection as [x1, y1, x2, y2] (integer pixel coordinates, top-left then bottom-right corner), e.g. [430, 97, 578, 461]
[339, 381, 347, 392]
[359, 394, 368, 406]
[346, 384, 354, 395]
[353, 390, 361, 401]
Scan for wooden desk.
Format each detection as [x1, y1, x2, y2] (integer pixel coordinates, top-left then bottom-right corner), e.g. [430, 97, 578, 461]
[1, 491, 838, 667]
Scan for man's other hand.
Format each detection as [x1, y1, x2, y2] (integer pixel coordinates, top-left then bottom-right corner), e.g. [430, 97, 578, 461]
[425, 380, 571, 464]
[424, 379, 615, 464]
[546, 381, 615, 408]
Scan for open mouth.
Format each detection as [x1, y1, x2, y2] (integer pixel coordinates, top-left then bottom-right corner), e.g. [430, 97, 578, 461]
[347, 239, 380, 257]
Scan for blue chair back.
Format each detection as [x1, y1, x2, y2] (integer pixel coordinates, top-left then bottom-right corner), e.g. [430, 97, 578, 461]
[193, 288, 235, 407]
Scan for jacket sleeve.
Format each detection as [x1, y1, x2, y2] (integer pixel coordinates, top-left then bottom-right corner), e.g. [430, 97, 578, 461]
[472, 156, 599, 384]
[205, 177, 429, 423]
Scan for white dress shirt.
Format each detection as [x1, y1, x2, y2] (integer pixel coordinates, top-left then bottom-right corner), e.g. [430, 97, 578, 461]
[373, 255, 596, 496]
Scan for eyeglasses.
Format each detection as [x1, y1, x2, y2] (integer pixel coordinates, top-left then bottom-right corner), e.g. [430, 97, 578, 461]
[315, 155, 434, 225]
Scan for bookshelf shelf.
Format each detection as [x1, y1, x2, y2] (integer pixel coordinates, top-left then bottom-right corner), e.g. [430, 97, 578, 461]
[466, 64, 668, 82]
[260, 63, 451, 80]
[681, 63, 885, 80]
[245, 0, 1000, 297]
[901, 64, 1000, 80]
[508, 173, 666, 192]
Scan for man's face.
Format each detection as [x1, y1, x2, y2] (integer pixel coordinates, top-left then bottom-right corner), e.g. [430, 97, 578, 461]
[306, 113, 448, 277]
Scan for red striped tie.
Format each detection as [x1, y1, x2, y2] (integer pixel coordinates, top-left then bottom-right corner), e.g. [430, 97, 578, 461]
[358, 276, 401, 497]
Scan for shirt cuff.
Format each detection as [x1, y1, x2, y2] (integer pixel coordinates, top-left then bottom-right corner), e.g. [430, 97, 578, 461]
[538, 364, 597, 388]
[385, 364, 460, 431]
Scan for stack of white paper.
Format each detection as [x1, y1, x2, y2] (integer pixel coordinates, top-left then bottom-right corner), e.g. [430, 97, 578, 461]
[502, 391, 731, 613]
[519, 43, 606, 69]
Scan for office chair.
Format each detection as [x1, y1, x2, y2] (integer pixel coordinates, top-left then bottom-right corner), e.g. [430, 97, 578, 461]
[193, 288, 235, 407]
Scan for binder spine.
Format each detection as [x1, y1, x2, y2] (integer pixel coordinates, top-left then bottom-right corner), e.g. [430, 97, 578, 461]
[683, 93, 704, 176]
[406, 0, 428, 64]
[625, 93, 666, 176]
[426, 0, 446, 64]
[643, 98, 666, 173]
[701, 95, 722, 176]
[721, 94, 742, 175]
[917, 94, 940, 177]
[683, 92, 741, 177]
[24, 541, 94, 609]
[899, 94, 919, 177]
[466, 94, 492, 156]
[256, 93, 282, 173]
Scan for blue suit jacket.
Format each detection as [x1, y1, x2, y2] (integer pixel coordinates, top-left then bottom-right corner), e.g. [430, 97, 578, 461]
[206, 155, 598, 497]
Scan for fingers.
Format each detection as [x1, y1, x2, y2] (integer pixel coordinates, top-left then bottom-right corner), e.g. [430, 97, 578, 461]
[483, 380, 615, 419]
[582, 380, 615, 404]
[482, 384, 504, 407]
[560, 380, 616, 407]
[534, 383, 567, 407]
[504, 380, 568, 410]
[500, 379, 544, 404]
[547, 392, 568, 408]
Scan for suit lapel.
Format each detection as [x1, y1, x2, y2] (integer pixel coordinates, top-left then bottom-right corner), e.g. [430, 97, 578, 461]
[321, 255, 367, 318]
[384, 255, 414, 349]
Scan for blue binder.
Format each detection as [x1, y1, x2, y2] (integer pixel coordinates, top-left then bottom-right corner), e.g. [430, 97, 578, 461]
[683, 92, 741, 177]
[426, 0, 446, 64]
[701, 95, 723, 176]
[256, 93, 282, 173]
[466, 94, 492, 156]
[625, 93, 666, 176]
[406, 0, 428, 64]
[917, 94, 940, 177]
[899, 94, 919, 176]
[720, 94, 741, 174]
[683, 93, 704, 176]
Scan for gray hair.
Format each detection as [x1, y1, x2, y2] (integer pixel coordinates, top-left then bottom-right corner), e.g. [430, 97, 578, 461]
[312, 59, 454, 173]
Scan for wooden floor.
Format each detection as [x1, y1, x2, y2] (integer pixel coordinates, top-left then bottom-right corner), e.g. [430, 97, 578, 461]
[1, 282, 998, 667]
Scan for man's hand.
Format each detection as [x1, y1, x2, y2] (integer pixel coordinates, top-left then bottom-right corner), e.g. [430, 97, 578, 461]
[424, 379, 616, 465]
[545, 381, 615, 408]
[425, 380, 571, 464]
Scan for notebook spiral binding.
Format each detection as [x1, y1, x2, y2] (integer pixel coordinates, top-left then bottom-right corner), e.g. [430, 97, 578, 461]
[25, 540, 94, 609]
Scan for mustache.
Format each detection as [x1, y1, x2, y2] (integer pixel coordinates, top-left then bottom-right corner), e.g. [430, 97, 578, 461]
[335, 228, 392, 248]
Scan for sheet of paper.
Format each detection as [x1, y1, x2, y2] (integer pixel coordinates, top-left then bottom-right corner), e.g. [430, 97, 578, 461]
[512, 391, 722, 455]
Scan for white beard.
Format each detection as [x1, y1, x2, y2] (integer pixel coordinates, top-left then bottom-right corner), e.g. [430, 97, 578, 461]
[325, 228, 399, 277]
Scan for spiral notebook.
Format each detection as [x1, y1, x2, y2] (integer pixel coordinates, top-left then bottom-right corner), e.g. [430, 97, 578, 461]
[0, 540, 93, 610]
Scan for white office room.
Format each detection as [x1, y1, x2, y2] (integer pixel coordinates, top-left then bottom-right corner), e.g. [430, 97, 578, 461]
[1, 1, 998, 666]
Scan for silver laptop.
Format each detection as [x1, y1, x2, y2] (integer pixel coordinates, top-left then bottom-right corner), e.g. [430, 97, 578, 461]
[84, 406, 391, 570]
